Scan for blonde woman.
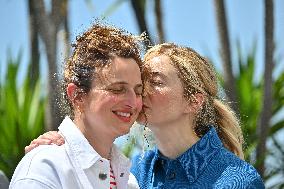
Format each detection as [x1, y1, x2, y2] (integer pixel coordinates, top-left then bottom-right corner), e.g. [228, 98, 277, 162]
[130, 43, 264, 188]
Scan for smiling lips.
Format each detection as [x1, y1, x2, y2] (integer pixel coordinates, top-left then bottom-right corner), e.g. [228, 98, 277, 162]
[113, 111, 133, 122]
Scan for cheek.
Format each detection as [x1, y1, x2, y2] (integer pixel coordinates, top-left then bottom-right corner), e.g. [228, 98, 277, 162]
[108, 95, 120, 103]
[151, 88, 183, 114]
[94, 95, 118, 110]
[101, 94, 121, 104]
[151, 89, 170, 104]
[136, 97, 143, 111]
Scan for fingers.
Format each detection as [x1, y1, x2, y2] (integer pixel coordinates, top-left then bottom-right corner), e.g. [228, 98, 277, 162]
[24, 131, 65, 154]
[25, 138, 52, 154]
[41, 131, 65, 145]
[25, 143, 39, 154]
[31, 138, 52, 145]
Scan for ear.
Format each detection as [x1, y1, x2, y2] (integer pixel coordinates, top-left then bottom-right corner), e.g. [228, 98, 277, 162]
[184, 93, 204, 114]
[66, 83, 84, 106]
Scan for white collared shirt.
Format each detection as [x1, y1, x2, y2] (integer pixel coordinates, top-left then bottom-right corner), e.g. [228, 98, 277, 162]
[9, 117, 134, 189]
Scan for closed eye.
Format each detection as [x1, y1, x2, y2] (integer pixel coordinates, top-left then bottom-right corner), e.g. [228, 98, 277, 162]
[135, 86, 143, 96]
[149, 79, 164, 86]
[108, 87, 126, 94]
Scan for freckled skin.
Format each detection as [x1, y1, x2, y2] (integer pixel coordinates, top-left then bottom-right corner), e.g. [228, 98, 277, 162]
[78, 57, 143, 139]
[138, 55, 189, 127]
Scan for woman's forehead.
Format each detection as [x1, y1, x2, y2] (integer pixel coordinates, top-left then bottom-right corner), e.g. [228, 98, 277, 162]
[144, 56, 177, 76]
[92, 57, 142, 86]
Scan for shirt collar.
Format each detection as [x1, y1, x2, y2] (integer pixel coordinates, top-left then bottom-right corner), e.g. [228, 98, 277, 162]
[58, 116, 131, 188]
[178, 126, 222, 183]
[154, 126, 222, 183]
[111, 145, 131, 188]
[59, 117, 130, 169]
[59, 117, 103, 169]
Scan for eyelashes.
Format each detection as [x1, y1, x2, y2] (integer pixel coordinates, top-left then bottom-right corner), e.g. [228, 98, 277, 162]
[107, 88, 126, 94]
[150, 80, 164, 86]
[107, 87, 143, 96]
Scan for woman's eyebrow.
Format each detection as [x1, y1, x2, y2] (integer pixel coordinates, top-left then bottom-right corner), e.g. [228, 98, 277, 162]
[150, 72, 167, 80]
[109, 81, 128, 85]
[108, 81, 143, 88]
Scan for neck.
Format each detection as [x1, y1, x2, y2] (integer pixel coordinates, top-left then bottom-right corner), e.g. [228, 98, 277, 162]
[74, 116, 114, 159]
[149, 116, 199, 159]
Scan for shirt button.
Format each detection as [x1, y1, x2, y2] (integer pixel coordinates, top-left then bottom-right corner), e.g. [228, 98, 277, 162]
[99, 173, 108, 180]
[168, 172, 176, 180]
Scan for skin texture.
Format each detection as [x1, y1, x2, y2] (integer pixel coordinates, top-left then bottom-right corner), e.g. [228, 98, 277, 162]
[26, 55, 202, 160]
[138, 55, 202, 159]
[73, 57, 143, 140]
[138, 55, 190, 126]
[25, 57, 143, 158]
[70, 57, 143, 158]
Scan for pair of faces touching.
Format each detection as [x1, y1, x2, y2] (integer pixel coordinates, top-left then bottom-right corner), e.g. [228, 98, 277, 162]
[72, 54, 190, 138]
[26, 49, 202, 158]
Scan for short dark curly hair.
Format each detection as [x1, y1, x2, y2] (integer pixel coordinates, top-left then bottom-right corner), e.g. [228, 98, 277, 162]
[62, 23, 144, 117]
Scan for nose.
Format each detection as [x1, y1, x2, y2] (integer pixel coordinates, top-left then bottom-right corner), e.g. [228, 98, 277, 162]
[125, 90, 141, 109]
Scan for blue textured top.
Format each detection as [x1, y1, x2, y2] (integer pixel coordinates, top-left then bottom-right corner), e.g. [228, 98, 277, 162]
[131, 127, 265, 189]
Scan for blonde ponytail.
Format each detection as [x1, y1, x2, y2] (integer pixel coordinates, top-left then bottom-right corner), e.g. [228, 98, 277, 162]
[213, 99, 244, 159]
[144, 43, 245, 159]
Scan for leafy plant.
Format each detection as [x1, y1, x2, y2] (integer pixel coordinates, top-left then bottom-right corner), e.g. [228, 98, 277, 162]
[231, 44, 284, 186]
[234, 46, 263, 157]
[0, 53, 46, 179]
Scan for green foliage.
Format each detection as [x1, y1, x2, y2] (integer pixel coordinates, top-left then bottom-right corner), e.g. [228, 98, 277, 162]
[230, 45, 284, 185]
[121, 124, 154, 158]
[121, 136, 137, 158]
[0, 54, 46, 180]
[234, 47, 263, 156]
[234, 46, 284, 157]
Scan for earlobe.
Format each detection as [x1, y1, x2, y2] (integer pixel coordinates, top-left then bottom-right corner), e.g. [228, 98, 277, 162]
[185, 93, 204, 113]
[66, 83, 83, 105]
[194, 93, 204, 109]
[67, 83, 76, 102]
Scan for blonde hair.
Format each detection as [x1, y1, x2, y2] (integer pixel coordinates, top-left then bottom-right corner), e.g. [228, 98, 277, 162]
[144, 43, 244, 159]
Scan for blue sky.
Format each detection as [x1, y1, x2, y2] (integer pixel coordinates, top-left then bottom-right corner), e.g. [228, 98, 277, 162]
[0, 1, 283, 126]
[0, 0, 283, 83]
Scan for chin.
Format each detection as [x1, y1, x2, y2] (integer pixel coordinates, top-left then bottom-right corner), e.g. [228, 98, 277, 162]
[120, 129, 131, 137]
[121, 124, 132, 134]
